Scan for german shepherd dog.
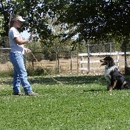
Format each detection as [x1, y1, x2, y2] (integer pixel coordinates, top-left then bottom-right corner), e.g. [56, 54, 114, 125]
[100, 56, 130, 91]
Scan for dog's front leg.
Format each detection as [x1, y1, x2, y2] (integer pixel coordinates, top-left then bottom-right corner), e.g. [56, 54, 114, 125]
[107, 85, 113, 91]
[113, 80, 117, 89]
[108, 80, 117, 91]
[106, 75, 111, 91]
[107, 84, 111, 91]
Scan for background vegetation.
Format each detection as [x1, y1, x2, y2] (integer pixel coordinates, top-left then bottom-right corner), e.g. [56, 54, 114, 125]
[0, 0, 130, 68]
[0, 0, 130, 48]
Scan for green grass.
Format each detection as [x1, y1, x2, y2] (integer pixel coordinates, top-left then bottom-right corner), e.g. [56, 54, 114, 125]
[0, 75, 130, 130]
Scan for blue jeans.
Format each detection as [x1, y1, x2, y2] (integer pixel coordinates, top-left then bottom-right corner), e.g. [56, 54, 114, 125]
[9, 53, 33, 94]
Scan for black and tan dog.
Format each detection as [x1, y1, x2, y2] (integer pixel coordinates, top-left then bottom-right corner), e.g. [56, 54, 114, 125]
[100, 56, 130, 91]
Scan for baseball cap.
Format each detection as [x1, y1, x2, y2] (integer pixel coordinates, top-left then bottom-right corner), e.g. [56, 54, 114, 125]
[12, 16, 25, 22]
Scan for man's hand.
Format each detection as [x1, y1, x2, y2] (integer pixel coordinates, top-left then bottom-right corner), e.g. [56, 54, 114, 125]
[24, 48, 31, 53]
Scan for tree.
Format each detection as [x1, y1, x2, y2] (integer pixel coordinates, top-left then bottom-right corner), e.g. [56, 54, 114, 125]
[0, 0, 130, 44]
[49, 0, 130, 43]
[0, 0, 52, 40]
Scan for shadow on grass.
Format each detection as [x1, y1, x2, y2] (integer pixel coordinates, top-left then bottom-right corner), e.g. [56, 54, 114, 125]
[0, 75, 108, 96]
[0, 75, 106, 86]
[83, 88, 105, 93]
[29, 75, 106, 85]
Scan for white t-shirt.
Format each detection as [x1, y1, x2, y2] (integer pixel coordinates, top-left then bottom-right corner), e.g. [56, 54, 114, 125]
[9, 27, 24, 54]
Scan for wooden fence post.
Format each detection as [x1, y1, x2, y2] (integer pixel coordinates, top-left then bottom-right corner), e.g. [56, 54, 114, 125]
[70, 51, 72, 73]
[116, 51, 119, 68]
[87, 44, 90, 73]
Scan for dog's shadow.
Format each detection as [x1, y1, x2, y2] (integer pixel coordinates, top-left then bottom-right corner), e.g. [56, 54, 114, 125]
[83, 88, 104, 93]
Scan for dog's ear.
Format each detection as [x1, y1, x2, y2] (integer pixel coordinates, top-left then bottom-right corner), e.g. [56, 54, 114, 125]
[108, 57, 115, 66]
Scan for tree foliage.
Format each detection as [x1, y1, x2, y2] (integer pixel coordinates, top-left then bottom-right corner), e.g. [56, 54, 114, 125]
[50, 0, 130, 42]
[0, 0, 130, 44]
[0, 0, 52, 40]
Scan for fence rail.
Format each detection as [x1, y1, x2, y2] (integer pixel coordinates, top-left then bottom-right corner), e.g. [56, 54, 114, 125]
[78, 52, 130, 73]
[0, 47, 130, 74]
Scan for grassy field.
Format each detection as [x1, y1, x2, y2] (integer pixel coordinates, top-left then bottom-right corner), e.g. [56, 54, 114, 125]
[0, 75, 130, 130]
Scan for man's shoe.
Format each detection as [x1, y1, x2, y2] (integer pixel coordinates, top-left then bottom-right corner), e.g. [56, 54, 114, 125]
[13, 92, 24, 96]
[27, 92, 39, 96]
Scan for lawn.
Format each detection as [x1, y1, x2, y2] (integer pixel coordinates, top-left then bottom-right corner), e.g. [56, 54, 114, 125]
[0, 75, 130, 130]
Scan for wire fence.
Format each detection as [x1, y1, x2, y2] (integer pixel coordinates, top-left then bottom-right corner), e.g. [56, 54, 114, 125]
[0, 42, 129, 75]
